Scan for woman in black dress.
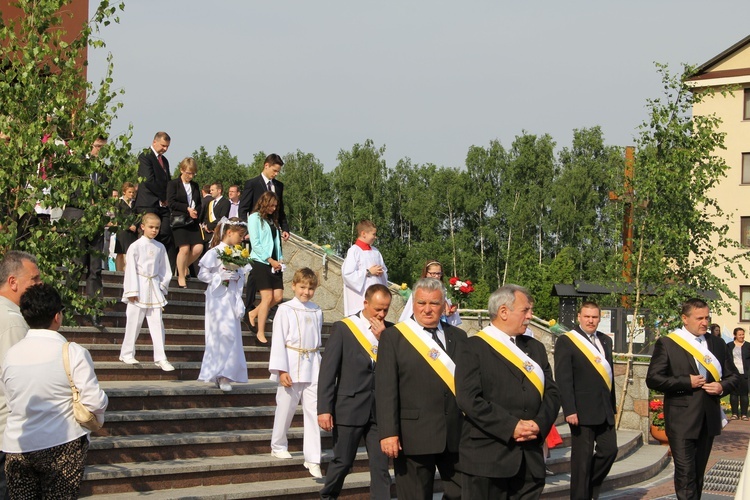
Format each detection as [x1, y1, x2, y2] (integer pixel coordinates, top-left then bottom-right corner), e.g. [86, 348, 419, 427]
[167, 158, 203, 288]
[114, 182, 138, 271]
[246, 191, 283, 343]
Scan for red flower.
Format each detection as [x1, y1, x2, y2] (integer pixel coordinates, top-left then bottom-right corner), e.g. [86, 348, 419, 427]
[657, 412, 664, 420]
[449, 276, 458, 285]
[649, 400, 663, 412]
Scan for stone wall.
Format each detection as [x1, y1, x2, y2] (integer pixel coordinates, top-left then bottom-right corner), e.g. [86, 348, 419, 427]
[280, 234, 407, 323]
[282, 233, 650, 438]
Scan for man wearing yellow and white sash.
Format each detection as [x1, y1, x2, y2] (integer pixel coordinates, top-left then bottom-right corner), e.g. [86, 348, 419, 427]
[647, 298, 739, 500]
[554, 301, 617, 500]
[376, 278, 467, 499]
[318, 284, 392, 499]
[455, 285, 560, 500]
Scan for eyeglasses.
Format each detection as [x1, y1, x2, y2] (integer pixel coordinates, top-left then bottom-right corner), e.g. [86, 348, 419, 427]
[427, 271, 443, 277]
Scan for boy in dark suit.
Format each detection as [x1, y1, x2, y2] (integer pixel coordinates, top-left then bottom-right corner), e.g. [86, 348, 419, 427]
[318, 284, 392, 499]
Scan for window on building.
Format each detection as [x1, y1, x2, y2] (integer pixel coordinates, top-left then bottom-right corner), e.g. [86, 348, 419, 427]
[744, 154, 750, 184]
[743, 217, 750, 247]
[745, 88, 750, 120]
[741, 286, 750, 322]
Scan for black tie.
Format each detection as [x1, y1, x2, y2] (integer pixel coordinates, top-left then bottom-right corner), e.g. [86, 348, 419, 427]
[589, 334, 601, 353]
[510, 336, 516, 345]
[267, 180, 273, 191]
[425, 327, 445, 351]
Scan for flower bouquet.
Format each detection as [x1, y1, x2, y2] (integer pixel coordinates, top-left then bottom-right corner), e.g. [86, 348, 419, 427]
[448, 276, 474, 307]
[217, 244, 252, 286]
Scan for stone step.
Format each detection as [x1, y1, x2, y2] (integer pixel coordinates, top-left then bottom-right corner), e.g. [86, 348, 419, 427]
[92, 361, 270, 381]
[546, 429, 642, 475]
[100, 380, 280, 411]
[82, 343, 268, 363]
[82, 468, 389, 499]
[81, 449, 379, 497]
[88, 427, 333, 465]
[541, 443, 670, 498]
[98, 406, 303, 437]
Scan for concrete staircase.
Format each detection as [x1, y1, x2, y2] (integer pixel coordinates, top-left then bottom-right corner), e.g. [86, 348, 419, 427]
[70, 271, 669, 499]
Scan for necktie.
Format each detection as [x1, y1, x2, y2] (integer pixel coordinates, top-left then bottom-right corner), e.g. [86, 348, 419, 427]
[696, 337, 708, 378]
[590, 334, 601, 353]
[267, 180, 273, 192]
[510, 336, 516, 345]
[425, 327, 445, 351]
[157, 154, 166, 172]
[208, 200, 215, 222]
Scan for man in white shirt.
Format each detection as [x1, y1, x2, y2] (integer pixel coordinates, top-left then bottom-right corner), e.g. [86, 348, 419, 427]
[227, 185, 241, 219]
[0, 251, 41, 498]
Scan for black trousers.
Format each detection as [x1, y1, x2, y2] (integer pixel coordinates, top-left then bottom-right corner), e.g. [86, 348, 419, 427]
[393, 449, 461, 500]
[569, 422, 618, 499]
[668, 420, 714, 500]
[319, 421, 390, 499]
[461, 455, 544, 500]
[730, 374, 749, 418]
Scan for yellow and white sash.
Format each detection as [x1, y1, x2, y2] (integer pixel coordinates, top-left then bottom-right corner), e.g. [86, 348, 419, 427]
[342, 316, 379, 362]
[563, 331, 613, 392]
[395, 319, 456, 395]
[476, 327, 545, 398]
[667, 329, 722, 382]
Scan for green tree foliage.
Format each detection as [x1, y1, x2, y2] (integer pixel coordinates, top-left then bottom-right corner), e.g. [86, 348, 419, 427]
[278, 150, 331, 243]
[191, 145, 250, 192]
[0, 0, 130, 316]
[330, 139, 388, 252]
[624, 63, 739, 331]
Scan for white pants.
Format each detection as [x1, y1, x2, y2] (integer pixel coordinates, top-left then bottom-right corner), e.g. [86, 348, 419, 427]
[271, 381, 321, 463]
[120, 303, 167, 362]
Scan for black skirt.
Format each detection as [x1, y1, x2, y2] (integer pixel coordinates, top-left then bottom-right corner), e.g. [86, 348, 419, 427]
[252, 261, 283, 290]
[172, 221, 203, 248]
[114, 229, 138, 254]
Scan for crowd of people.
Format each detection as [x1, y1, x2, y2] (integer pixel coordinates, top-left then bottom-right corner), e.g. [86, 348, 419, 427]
[0, 129, 745, 500]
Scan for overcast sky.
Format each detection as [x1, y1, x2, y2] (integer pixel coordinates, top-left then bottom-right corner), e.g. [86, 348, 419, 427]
[87, 1, 750, 172]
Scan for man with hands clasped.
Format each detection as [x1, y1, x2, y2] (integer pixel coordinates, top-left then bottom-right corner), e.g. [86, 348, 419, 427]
[455, 284, 560, 500]
[317, 284, 392, 499]
[646, 298, 739, 500]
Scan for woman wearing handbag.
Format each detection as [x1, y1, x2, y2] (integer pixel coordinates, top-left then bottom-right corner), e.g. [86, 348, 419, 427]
[1, 283, 108, 498]
[167, 157, 203, 288]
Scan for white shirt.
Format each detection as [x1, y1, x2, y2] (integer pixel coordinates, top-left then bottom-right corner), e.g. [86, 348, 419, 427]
[1, 329, 108, 453]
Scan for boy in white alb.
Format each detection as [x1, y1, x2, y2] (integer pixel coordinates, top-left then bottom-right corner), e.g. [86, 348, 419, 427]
[119, 213, 175, 371]
[341, 220, 388, 316]
[268, 268, 324, 478]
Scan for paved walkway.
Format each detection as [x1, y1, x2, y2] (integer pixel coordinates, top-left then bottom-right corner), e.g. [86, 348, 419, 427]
[602, 418, 750, 499]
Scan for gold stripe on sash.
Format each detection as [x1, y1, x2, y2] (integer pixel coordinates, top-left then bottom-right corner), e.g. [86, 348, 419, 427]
[563, 332, 612, 391]
[476, 332, 544, 398]
[667, 333, 721, 381]
[342, 317, 377, 362]
[395, 323, 455, 395]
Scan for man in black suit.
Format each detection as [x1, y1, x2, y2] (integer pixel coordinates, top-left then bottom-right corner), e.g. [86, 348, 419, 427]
[456, 284, 560, 500]
[554, 301, 617, 500]
[647, 298, 739, 500]
[239, 154, 290, 313]
[133, 131, 175, 270]
[376, 278, 466, 499]
[200, 182, 231, 245]
[318, 284, 392, 500]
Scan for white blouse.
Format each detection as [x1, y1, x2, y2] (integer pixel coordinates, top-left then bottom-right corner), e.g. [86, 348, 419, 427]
[1, 329, 108, 453]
